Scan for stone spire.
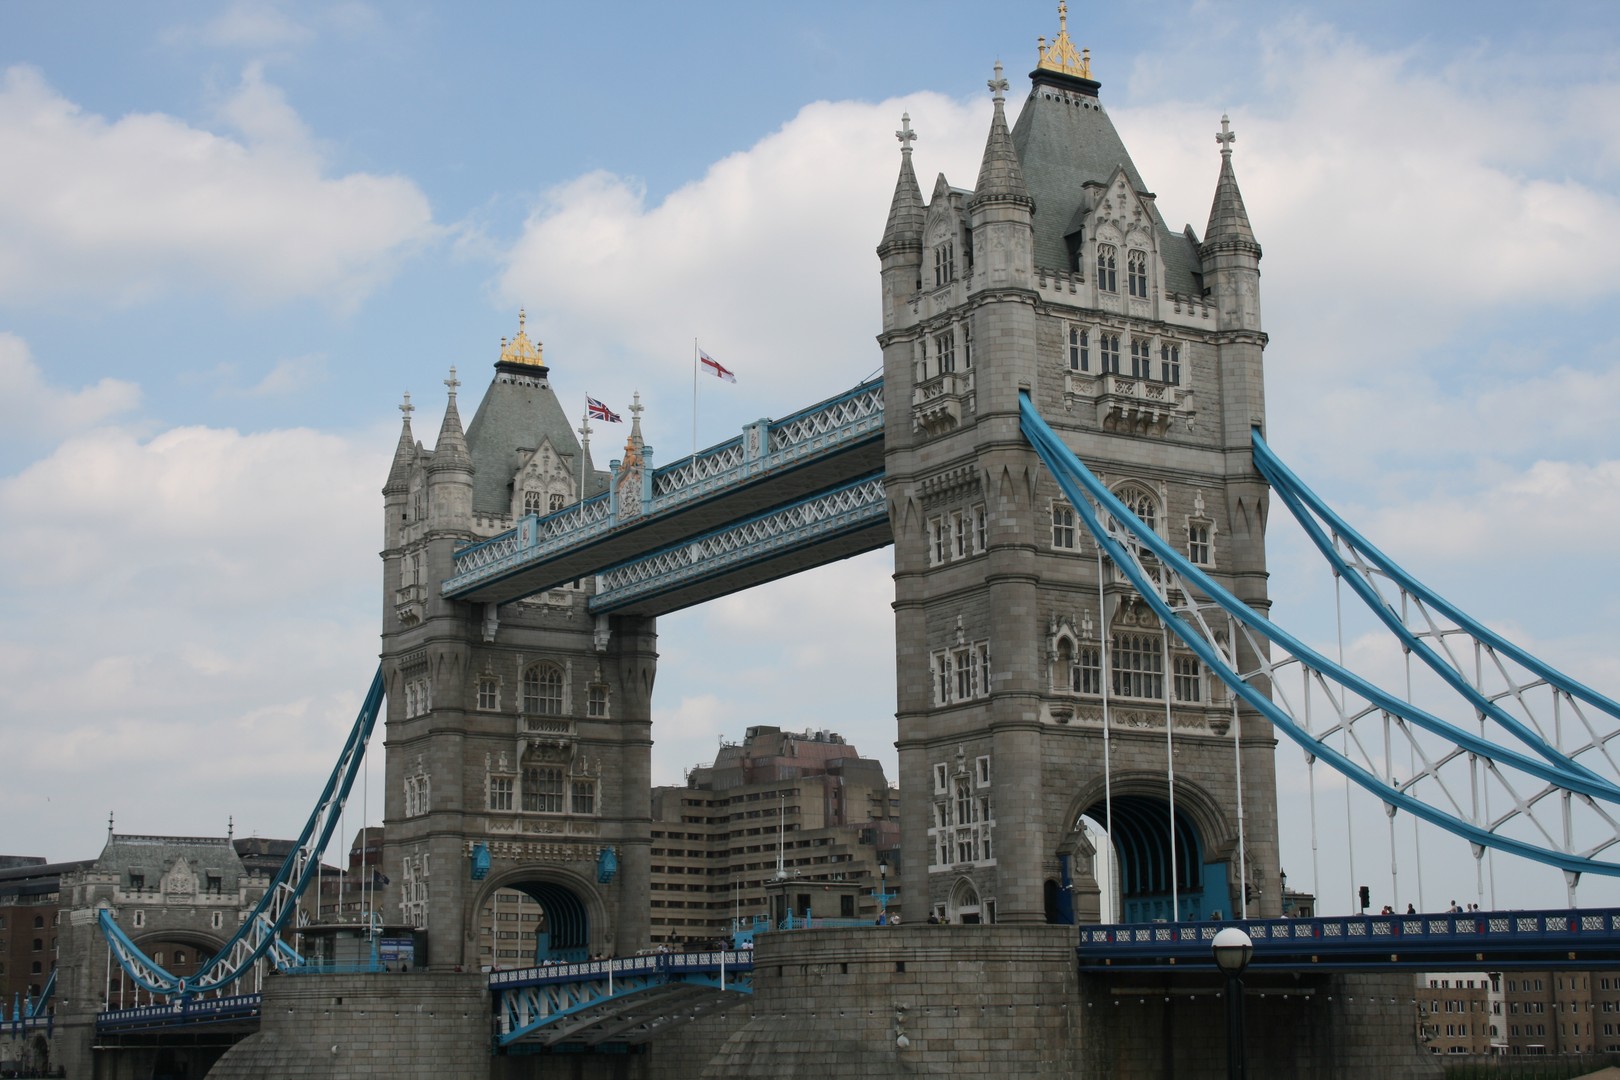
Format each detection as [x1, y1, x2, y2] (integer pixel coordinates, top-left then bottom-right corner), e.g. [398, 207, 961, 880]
[879, 113, 925, 255]
[384, 392, 417, 494]
[431, 366, 472, 468]
[1203, 115, 1259, 252]
[971, 61, 1032, 209]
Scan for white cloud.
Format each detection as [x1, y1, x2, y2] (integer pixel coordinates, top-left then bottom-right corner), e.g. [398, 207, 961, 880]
[499, 93, 988, 414]
[0, 416, 388, 852]
[0, 332, 140, 438]
[0, 65, 438, 309]
[161, 2, 313, 50]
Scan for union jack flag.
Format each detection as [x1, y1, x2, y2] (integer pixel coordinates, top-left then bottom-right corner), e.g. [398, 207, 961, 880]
[587, 396, 622, 423]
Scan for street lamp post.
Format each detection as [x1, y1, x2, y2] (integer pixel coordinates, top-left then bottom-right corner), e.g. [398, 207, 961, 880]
[1212, 927, 1254, 1080]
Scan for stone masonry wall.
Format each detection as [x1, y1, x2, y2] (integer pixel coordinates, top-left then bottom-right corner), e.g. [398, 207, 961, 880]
[207, 972, 490, 1080]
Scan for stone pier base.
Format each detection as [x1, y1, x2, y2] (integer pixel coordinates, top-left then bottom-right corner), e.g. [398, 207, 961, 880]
[207, 971, 490, 1079]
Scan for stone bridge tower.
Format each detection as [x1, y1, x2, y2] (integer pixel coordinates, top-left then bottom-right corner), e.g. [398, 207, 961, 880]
[879, 13, 1278, 926]
[380, 317, 654, 967]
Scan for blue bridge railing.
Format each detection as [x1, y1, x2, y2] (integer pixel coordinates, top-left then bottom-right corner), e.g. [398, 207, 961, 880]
[97, 993, 263, 1033]
[1079, 908, 1620, 971]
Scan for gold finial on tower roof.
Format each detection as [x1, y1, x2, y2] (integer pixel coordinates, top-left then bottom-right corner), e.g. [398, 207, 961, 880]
[1036, 1, 1093, 79]
[499, 307, 545, 367]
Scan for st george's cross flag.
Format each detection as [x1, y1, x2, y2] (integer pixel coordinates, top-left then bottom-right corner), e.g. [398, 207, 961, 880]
[586, 396, 622, 423]
[699, 350, 736, 383]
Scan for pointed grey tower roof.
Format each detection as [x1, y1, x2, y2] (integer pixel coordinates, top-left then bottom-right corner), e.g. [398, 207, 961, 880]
[464, 312, 607, 516]
[1009, 7, 1203, 291]
[878, 113, 925, 254]
[1203, 114, 1260, 252]
[383, 392, 416, 494]
[430, 367, 472, 470]
[971, 61, 1032, 209]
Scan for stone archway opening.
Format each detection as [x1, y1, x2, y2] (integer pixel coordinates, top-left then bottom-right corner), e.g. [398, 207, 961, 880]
[947, 877, 983, 925]
[1080, 795, 1228, 923]
[479, 879, 594, 969]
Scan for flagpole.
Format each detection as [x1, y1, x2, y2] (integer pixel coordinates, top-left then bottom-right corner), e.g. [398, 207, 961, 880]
[692, 337, 699, 459]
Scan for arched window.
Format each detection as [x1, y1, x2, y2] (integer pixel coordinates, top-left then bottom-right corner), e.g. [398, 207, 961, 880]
[32, 915, 43, 929]
[1115, 486, 1158, 534]
[1096, 244, 1118, 292]
[1127, 249, 1148, 297]
[523, 764, 565, 813]
[523, 491, 542, 515]
[1129, 337, 1152, 379]
[522, 663, 564, 716]
[549, 493, 565, 512]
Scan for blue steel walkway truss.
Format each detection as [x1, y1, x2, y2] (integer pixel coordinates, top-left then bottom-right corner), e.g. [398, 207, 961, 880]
[1019, 394, 1620, 887]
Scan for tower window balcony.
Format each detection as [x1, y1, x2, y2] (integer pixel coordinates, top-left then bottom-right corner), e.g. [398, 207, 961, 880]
[912, 370, 974, 436]
[1064, 371, 1196, 438]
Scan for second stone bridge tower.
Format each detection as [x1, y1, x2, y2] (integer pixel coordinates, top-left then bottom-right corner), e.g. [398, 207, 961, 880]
[878, 15, 1279, 927]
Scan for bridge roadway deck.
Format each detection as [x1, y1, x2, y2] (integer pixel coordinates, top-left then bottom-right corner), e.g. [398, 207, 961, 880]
[1080, 907, 1620, 972]
[443, 380, 887, 613]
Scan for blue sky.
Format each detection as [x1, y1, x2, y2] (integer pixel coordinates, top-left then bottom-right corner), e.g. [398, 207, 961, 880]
[2, 1, 1619, 917]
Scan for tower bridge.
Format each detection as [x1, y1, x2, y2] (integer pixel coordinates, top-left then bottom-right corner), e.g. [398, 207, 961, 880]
[33, 8, 1620, 1078]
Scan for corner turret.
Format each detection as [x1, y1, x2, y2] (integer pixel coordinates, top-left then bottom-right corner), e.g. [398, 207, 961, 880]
[427, 367, 474, 532]
[969, 62, 1034, 295]
[1199, 115, 1263, 336]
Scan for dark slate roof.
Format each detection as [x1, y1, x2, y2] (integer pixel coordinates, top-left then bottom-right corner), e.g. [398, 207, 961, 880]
[464, 363, 607, 518]
[1010, 69, 1203, 295]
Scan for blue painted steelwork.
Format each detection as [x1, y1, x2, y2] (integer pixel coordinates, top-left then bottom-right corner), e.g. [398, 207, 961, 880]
[3, 970, 56, 1038]
[1018, 395, 1620, 877]
[99, 667, 387, 996]
[1252, 430, 1620, 784]
[590, 472, 887, 612]
[96, 993, 262, 1033]
[443, 380, 884, 600]
[491, 951, 753, 1048]
[1078, 907, 1620, 971]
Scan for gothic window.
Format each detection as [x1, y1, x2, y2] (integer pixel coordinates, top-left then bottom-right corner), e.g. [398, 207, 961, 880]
[477, 677, 499, 711]
[934, 241, 955, 287]
[928, 517, 947, 566]
[1115, 485, 1158, 534]
[954, 646, 975, 700]
[977, 642, 991, 696]
[523, 490, 542, 515]
[1052, 502, 1076, 550]
[1187, 523, 1211, 565]
[933, 763, 948, 793]
[1076, 645, 1102, 694]
[1127, 249, 1149, 298]
[932, 651, 953, 705]
[1160, 342, 1181, 385]
[404, 676, 433, 719]
[1096, 244, 1118, 292]
[952, 511, 967, 559]
[1100, 333, 1121, 374]
[1111, 633, 1164, 699]
[549, 493, 565, 512]
[1129, 337, 1153, 379]
[973, 505, 987, 552]
[1068, 326, 1090, 371]
[1173, 656, 1203, 703]
[935, 330, 956, 373]
[488, 777, 514, 812]
[976, 755, 991, 786]
[572, 779, 597, 815]
[523, 766, 565, 813]
[962, 322, 973, 369]
[587, 683, 609, 718]
[522, 663, 564, 716]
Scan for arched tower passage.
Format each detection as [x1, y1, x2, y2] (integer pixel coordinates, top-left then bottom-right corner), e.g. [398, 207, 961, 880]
[1064, 772, 1237, 923]
[467, 865, 608, 966]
